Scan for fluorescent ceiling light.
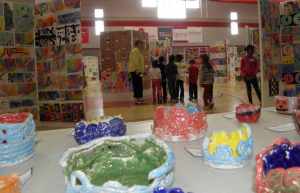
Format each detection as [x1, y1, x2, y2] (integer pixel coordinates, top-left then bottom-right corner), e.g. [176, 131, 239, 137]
[95, 20, 104, 35]
[142, 0, 157, 7]
[158, 0, 186, 19]
[95, 9, 104, 18]
[186, 0, 200, 9]
[230, 12, 237, 20]
[231, 22, 238, 35]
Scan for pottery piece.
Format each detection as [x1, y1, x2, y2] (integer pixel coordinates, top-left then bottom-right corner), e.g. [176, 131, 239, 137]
[74, 114, 126, 145]
[254, 138, 300, 193]
[153, 187, 184, 193]
[236, 103, 261, 122]
[60, 133, 175, 193]
[275, 96, 298, 114]
[0, 173, 20, 193]
[202, 123, 253, 169]
[0, 113, 36, 168]
[153, 103, 208, 142]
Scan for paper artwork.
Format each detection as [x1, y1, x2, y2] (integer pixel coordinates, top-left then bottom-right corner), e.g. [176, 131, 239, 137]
[8, 73, 34, 82]
[9, 98, 38, 109]
[13, 3, 33, 19]
[56, 23, 81, 45]
[15, 58, 35, 72]
[67, 74, 83, 89]
[18, 82, 37, 96]
[3, 2, 14, 31]
[0, 32, 14, 46]
[35, 27, 56, 47]
[15, 33, 34, 46]
[269, 79, 279, 97]
[14, 18, 33, 32]
[57, 12, 80, 25]
[66, 59, 82, 73]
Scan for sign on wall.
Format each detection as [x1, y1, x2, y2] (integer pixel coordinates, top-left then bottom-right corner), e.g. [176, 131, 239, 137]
[173, 28, 187, 41]
[187, 27, 202, 43]
[82, 27, 90, 45]
[158, 27, 173, 42]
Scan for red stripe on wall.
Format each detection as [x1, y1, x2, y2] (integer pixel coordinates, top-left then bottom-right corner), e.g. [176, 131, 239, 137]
[81, 21, 258, 28]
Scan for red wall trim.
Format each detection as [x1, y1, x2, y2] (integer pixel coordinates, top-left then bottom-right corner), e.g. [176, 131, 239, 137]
[81, 21, 258, 28]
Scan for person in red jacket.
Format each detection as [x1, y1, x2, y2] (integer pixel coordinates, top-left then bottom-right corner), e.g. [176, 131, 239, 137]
[240, 45, 261, 105]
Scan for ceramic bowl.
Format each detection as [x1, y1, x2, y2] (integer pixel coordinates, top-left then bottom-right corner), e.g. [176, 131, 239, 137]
[254, 138, 300, 193]
[153, 103, 208, 142]
[236, 103, 261, 122]
[202, 123, 253, 169]
[74, 114, 126, 145]
[0, 173, 20, 193]
[275, 96, 299, 114]
[0, 113, 36, 168]
[60, 133, 175, 193]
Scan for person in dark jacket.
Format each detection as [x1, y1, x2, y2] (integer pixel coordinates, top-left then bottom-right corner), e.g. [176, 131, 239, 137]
[165, 54, 178, 103]
[158, 56, 167, 102]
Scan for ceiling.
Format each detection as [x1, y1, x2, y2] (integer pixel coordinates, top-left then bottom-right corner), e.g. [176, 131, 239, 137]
[10, 0, 258, 21]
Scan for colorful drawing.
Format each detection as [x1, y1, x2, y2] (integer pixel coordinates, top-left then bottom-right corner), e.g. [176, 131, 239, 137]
[9, 98, 38, 109]
[14, 18, 33, 32]
[0, 73, 7, 83]
[15, 58, 35, 72]
[64, 90, 83, 100]
[0, 32, 14, 46]
[0, 47, 33, 58]
[56, 23, 81, 45]
[51, 0, 64, 12]
[59, 75, 68, 89]
[15, 32, 34, 46]
[66, 59, 83, 73]
[37, 62, 51, 76]
[34, 2, 49, 16]
[0, 84, 7, 97]
[7, 84, 17, 96]
[65, 43, 82, 58]
[51, 60, 66, 74]
[67, 74, 83, 89]
[57, 12, 80, 25]
[35, 16, 57, 29]
[18, 82, 36, 96]
[36, 47, 50, 62]
[8, 73, 34, 83]
[282, 26, 294, 44]
[3, 2, 14, 31]
[64, 0, 80, 9]
[13, 3, 33, 19]
[271, 33, 279, 49]
[50, 76, 59, 89]
[282, 44, 294, 56]
[4, 58, 16, 72]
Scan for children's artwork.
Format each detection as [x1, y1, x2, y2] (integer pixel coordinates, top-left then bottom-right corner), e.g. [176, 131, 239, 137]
[0, 84, 7, 97]
[282, 44, 294, 56]
[34, 2, 49, 16]
[269, 79, 279, 97]
[65, 43, 82, 58]
[8, 73, 34, 82]
[3, 2, 14, 31]
[56, 23, 81, 45]
[63, 90, 83, 100]
[0, 73, 7, 83]
[50, 76, 59, 89]
[15, 58, 35, 72]
[67, 74, 83, 89]
[282, 26, 294, 44]
[13, 3, 33, 19]
[15, 32, 34, 46]
[37, 62, 51, 76]
[0, 32, 14, 46]
[110, 82, 117, 93]
[111, 72, 117, 82]
[102, 82, 110, 93]
[39, 91, 59, 101]
[64, 0, 80, 10]
[14, 18, 33, 32]
[2, 58, 16, 72]
[51, 60, 66, 74]
[35, 16, 57, 29]
[57, 12, 80, 25]
[59, 75, 68, 89]
[0, 47, 33, 58]
[66, 59, 83, 73]
[9, 98, 38, 109]
[18, 82, 37, 96]
[35, 47, 50, 62]
[271, 33, 279, 49]
[35, 27, 56, 47]
[253, 29, 259, 44]
[7, 84, 18, 96]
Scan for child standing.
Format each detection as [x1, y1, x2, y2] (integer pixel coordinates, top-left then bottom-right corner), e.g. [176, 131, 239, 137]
[149, 60, 162, 103]
[158, 56, 167, 103]
[240, 44, 261, 105]
[165, 54, 178, 103]
[199, 54, 214, 110]
[188, 59, 199, 100]
[175, 54, 186, 102]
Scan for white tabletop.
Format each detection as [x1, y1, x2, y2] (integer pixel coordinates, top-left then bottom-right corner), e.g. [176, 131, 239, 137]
[1, 107, 298, 193]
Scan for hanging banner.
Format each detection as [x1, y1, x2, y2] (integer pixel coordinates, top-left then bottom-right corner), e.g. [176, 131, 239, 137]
[158, 27, 173, 42]
[172, 28, 187, 41]
[187, 27, 202, 43]
[81, 27, 90, 45]
[124, 27, 158, 41]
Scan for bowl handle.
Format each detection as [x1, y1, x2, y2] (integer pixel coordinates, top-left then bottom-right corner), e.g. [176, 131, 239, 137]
[70, 171, 93, 190]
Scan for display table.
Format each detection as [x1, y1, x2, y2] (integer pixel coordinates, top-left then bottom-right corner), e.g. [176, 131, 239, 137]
[1, 107, 297, 193]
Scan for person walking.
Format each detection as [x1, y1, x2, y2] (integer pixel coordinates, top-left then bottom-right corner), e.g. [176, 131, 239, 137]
[165, 54, 178, 103]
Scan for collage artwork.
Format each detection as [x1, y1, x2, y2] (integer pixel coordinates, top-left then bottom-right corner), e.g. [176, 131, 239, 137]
[34, 0, 84, 122]
[279, 1, 300, 97]
[210, 40, 228, 84]
[150, 41, 167, 64]
[260, 0, 281, 97]
[0, 1, 38, 117]
[100, 30, 150, 93]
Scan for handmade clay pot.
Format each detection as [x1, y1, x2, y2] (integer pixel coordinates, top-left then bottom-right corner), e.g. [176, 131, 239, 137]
[293, 110, 300, 135]
[254, 138, 300, 193]
[202, 123, 253, 169]
[0, 173, 20, 193]
[153, 103, 208, 142]
[275, 96, 298, 114]
[236, 103, 261, 123]
[60, 133, 175, 193]
[74, 114, 126, 145]
[0, 113, 36, 168]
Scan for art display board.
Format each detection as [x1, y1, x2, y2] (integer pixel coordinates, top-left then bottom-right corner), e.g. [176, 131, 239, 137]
[258, 0, 283, 107]
[235, 47, 246, 81]
[280, 1, 300, 98]
[83, 56, 99, 86]
[0, 1, 38, 120]
[210, 40, 229, 84]
[184, 47, 209, 68]
[34, 0, 85, 123]
[229, 46, 237, 81]
[100, 30, 151, 102]
[149, 40, 168, 64]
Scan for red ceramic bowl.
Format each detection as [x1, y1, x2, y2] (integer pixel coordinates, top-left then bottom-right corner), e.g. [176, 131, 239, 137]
[236, 103, 261, 123]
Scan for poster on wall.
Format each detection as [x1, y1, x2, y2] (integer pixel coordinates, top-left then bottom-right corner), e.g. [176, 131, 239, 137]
[187, 27, 202, 43]
[81, 27, 90, 45]
[158, 27, 173, 43]
[172, 28, 187, 42]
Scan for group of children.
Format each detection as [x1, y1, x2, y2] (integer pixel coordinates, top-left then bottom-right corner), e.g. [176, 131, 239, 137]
[148, 53, 215, 110]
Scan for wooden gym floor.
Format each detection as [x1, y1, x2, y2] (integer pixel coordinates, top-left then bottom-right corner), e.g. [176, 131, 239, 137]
[36, 81, 261, 131]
